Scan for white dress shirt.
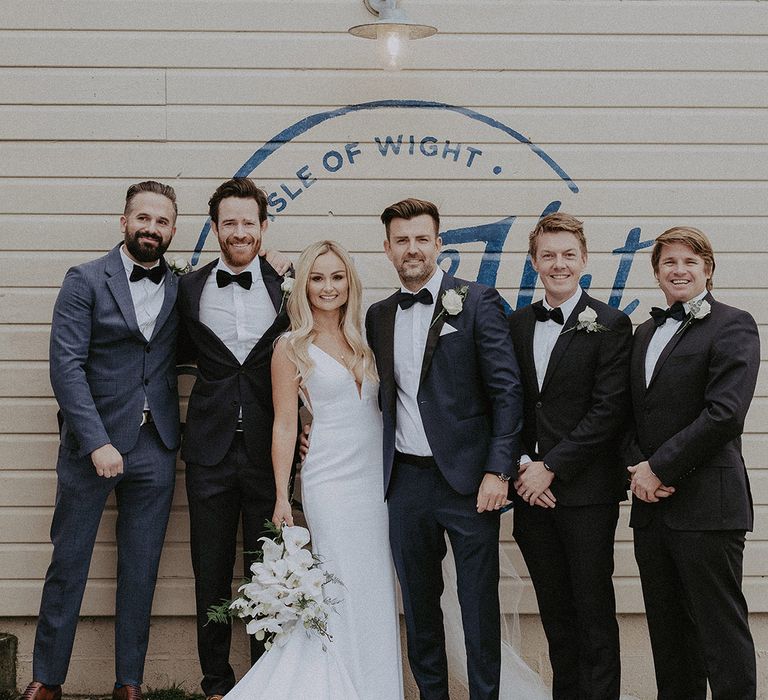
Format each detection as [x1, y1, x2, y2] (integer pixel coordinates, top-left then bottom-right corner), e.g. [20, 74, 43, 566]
[644, 290, 707, 387]
[199, 257, 276, 365]
[119, 246, 165, 342]
[393, 268, 444, 456]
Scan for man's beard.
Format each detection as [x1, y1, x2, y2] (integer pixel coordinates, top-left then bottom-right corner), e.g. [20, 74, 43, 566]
[125, 230, 169, 263]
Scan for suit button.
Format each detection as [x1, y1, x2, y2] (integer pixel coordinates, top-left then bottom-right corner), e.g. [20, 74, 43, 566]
[144, 379, 149, 386]
[535, 401, 542, 409]
[231, 400, 238, 407]
[145, 346, 151, 353]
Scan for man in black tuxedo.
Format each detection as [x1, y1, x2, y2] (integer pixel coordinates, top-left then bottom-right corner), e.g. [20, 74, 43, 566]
[365, 198, 523, 700]
[627, 226, 759, 700]
[176, 178, 290, 700]
[508, 213, 632, 700]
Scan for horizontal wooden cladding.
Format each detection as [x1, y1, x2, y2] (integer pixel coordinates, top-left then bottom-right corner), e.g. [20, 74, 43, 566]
[165, 70, 768, 109]
[4, 106, 768, 144]
[2, 68, 767, 108]
[3, 250, 768, 290]
[3, 1, 767, 35]
[4, 143, 768, 181]
[0, 215, 765, 254]
[3, 180, 768, 217]
[0, 69, 165, 105]
[3, 394, 768, 435]
[3, 32, 768, 71]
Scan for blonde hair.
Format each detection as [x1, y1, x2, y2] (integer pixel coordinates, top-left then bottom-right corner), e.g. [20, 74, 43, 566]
[283, 240, 377, 384]
[528, 212, 586, 258]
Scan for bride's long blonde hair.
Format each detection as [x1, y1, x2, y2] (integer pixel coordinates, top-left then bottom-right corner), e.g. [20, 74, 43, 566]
[283, 240, 377, 383]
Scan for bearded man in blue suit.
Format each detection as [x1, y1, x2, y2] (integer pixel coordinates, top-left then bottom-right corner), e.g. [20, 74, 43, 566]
[366, 198, 523, 700]
[22, 182, 181, 700]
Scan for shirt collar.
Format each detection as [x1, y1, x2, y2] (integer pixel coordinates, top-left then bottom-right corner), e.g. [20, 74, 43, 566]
[400, 267, 444, 300]
[542, 286, 582, 320]
[120, 245, 161, 276]
[683, 290, 708, 313]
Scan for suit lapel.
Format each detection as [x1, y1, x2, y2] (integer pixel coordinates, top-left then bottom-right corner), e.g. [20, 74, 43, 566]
[104, 245, 144, 341]
[540, 292, 588, 394]
[633, 319, 655, 396]
[519, 304, 540, 397]
[260, 255, 284, 312]
[150, 262, 178, 340]
[419, 275, 450, 387]
[377, 293, 399, 413]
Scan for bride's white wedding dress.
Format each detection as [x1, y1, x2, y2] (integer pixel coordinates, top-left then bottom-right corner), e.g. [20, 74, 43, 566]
[223, 343, 404, 700]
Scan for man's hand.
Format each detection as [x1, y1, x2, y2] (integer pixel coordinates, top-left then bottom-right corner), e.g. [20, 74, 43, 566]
[628, 461, 675, 503]
[477, 473, 512, 513]
[514, 460, 555, 507]
[91, 443, 123, 478]
[298, 424, 310, 462]
[261, 248, 292, 276]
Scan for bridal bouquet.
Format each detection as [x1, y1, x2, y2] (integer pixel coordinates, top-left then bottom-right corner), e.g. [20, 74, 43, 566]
[207, 522, 342, 650]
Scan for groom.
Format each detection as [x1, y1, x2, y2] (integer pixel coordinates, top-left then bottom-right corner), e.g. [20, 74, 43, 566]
[366, 198, 523, 700]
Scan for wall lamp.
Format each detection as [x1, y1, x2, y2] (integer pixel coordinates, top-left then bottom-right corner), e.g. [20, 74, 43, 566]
[348, 0, 438, 71]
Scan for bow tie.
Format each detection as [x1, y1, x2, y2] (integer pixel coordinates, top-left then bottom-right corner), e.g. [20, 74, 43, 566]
[217, 269, 253, 290]
[397, 288, 433, 310]
[129, 263, 164, 284]
[649, 301, 686, 327]
[533, 303, 564, 325]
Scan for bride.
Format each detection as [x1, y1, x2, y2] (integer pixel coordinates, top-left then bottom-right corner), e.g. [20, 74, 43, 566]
[223, 240, 404, 700]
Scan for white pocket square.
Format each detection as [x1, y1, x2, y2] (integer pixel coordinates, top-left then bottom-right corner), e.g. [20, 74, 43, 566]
[440, 323, 458, 337]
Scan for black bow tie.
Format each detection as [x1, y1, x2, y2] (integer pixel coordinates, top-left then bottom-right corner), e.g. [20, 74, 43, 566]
[397, 288, 433, 310]
[533, 303, 564, 325]
[129, 263, 164, 284]
[216, 269, 253, 290]
[650, 301, 686, 327]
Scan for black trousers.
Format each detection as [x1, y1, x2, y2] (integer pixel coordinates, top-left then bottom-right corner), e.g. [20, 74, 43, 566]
[185, 434, 276, 696]
[633, 516, 755, 700]
[388, 459, 501, 700]
[514, 501, 621, 700]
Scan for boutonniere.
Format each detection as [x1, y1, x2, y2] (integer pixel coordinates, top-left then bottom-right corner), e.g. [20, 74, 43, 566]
[675, 298, 711, 335]
[563, 306, 610, 334]
[168, 256, 191, 276]
[278, 275, 295, 314]
[430, 286, 469, 329]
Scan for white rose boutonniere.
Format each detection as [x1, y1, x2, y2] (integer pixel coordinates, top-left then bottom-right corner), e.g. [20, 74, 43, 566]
[564, 306, 609, 334]
[431, 285, 469, 328]
[675, 298, 711, 335]
[168, 256, 191, 276]
[278, 275, 295, 314]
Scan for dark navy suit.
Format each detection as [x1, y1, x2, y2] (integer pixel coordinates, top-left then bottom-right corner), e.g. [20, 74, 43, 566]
[34, 244, 180, 686]
[627, 293, 759, 700]
[366, 273, 523, 700]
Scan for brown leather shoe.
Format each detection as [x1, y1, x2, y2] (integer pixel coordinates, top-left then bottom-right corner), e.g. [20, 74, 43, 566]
[19, 682, 62, 700]
[112, 685, 143, 700]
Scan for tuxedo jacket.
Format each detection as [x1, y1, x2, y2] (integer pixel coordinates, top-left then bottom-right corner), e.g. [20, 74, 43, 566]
[365, 274, 523, 496]
[627, 293, 759, 530]
[508, 293, 632, 506]
[177, 256, 289, 467]
[49, 244, 181, 458]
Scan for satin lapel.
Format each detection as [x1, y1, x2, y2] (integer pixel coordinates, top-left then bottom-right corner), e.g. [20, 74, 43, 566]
[150, 262, 178, 340]
[633, 319, 655, 396]
[519, 305, 540, 398]
[104, 246, 143, 341]
[419, 276, 450, 387]
[648, 319, 688, 389]
[378, 293, 399, 413]
[260, 255, 284, 312]
[540, 293, 588, 394]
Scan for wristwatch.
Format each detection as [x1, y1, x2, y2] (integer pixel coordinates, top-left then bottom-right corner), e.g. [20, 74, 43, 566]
[489, 471, 511, 483]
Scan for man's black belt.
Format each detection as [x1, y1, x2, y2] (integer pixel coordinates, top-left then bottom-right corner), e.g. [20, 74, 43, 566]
[395, 451, 436, 469]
